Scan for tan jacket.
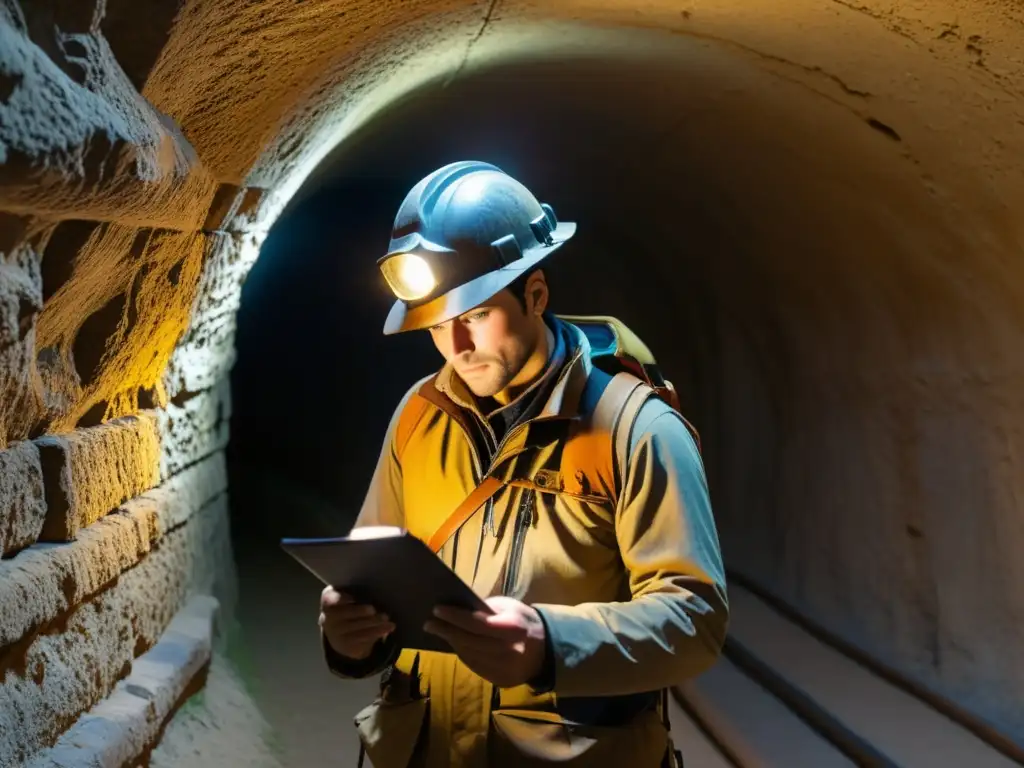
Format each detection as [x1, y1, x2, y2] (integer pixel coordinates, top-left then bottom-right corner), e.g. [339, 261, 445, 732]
[326, 318, 728, 768]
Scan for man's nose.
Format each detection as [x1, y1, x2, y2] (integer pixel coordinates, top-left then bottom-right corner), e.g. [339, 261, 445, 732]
[450, 321, 474, 356]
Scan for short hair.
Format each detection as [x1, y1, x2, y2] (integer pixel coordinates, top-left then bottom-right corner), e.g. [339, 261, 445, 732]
[506, 268, 542, 312]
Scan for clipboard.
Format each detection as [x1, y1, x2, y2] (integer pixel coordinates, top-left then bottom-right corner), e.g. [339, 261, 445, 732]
[280, 526, 494, 654]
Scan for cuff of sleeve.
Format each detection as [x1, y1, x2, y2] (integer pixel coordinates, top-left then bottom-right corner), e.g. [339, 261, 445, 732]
[323, 632, 400, 679]
[532, 603, 616, 698]
[526, 609, 556, 695]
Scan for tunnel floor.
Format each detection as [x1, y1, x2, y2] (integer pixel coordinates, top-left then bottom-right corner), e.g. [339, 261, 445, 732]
[222, 522, 1018, 768]
[231, 530, 378, 766]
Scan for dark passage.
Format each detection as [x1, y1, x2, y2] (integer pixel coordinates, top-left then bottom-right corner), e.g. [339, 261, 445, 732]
[226, 49, 1024, 765]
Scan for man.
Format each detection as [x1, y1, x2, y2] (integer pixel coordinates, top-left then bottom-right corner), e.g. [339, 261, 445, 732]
[318, 161, 729, 768]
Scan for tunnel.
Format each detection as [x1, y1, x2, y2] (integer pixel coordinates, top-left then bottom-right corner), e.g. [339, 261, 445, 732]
[1, 1, 1023, 766]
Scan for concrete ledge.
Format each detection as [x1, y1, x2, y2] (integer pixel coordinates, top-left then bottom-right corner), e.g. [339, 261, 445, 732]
[150, 648, 284, 768]
[675, 655, 856, 767]
[665, 692, 734, 768]
[0, 495, 229, 764]
[0, 452, 225, 652]
[0, 439, 46, 556]
[24, 596, 219, 768]
[35, 415, 161, 542]
[726, 583, 1022, 768]
[158, 381, 231, 481]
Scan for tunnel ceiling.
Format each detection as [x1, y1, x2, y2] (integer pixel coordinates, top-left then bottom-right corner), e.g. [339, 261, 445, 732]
[2, 0, 1022, 434]
[2, 0, 1024, 747]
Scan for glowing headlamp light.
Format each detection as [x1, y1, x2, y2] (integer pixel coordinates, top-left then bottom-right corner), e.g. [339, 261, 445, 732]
[379, 252, 438, 302]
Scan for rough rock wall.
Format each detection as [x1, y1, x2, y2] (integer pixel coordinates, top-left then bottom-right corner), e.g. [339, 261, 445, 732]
[0, 0, 249, 762]
[2, 0, 1024, 760]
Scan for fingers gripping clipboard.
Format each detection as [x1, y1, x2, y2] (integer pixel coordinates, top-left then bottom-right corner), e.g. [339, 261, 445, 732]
[280, 526, 494, 654]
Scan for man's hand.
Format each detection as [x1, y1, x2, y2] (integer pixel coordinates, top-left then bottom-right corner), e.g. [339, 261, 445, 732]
[423, 596, 547, 688]
[319, 586, 395, 661]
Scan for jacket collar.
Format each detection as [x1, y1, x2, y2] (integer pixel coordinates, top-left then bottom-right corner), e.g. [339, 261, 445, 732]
[432, 315, 593, 423]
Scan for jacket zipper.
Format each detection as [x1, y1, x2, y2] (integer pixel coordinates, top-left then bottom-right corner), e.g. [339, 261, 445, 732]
[482, 346, 585, 477]
[447, 347, 584, 550]
[501, 489, 534, 595]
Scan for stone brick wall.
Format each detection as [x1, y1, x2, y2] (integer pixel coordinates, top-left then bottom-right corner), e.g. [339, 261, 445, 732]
[0, 405, 236, 764]
[0, 1, 259, 761]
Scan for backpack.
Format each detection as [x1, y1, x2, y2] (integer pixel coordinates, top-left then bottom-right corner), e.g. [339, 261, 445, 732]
[558, 314, 701, 454]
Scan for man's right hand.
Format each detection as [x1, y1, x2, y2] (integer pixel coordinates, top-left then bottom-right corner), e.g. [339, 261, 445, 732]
[319, 586, 395, 660]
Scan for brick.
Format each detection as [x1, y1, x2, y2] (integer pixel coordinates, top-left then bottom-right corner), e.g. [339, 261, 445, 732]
[0, 495, 231, 765]
[24, 596, 218, 768]
[26, 596, 219, 768]
[0, 452, 226, 652]
[158, 380, 232, 481]
[34, 414, 161, 542]
[188, 232, 260, 332]
[0, 440, 45, 556]
[133, 452, 227, 535]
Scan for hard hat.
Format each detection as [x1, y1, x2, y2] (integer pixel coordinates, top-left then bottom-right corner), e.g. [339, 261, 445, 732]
[377, 161, 576, 335]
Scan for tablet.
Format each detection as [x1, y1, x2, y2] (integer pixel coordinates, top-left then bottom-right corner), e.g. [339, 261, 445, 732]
[281, 526, 494, 654]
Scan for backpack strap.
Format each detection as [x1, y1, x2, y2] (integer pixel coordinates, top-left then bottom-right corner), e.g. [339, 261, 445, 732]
[395, 393, 433, 462]
[584, 371, 656, 503]
[391, 372, 446, 464]
[582, 371, 684, 765]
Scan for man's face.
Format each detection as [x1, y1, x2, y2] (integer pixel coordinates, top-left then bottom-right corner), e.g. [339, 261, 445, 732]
[428, 287, 543, 398]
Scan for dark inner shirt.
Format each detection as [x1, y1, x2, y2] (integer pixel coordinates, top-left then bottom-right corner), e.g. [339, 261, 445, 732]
[473, 315, 569, 450]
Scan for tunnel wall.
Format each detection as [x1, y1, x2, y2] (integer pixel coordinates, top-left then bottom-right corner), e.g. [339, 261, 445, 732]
[0, 2, 252, 763]
[3, 0, 1024, 760]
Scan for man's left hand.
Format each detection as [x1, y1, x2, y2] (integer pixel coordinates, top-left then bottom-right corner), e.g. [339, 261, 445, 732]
[424, 596, 547, 688]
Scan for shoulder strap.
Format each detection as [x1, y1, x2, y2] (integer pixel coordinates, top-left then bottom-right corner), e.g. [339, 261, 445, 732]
[395, 394, 431, 461]
[394, 374, 440, 461]
[588, 371, 655, 497]
[425, 476, 504, 554]
[393, 374, 508, 554]
[615, 376, 657, 489]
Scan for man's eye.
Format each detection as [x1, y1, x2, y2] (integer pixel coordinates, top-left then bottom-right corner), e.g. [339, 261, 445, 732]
[468, 311, 489, 322]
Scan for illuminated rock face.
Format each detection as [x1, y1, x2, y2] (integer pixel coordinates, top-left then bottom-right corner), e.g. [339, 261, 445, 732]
[1, 0, 1024, 762]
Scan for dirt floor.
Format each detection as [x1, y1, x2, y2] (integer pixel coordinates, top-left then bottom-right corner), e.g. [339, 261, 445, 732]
[153, 531, 379, 768]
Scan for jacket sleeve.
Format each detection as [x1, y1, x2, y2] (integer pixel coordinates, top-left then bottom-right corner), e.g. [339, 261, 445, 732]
[323, 378, 425, 680]
[532, 400, 729, 698]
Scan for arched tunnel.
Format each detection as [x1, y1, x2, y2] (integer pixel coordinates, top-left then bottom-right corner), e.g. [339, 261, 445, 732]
[1, 2, 1023, 766]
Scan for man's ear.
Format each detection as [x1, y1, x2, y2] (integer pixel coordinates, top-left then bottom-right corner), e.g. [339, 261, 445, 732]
[525, 270, 549, 316]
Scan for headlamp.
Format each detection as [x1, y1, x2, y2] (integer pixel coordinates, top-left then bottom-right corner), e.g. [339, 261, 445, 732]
[379, 252, 438, 302]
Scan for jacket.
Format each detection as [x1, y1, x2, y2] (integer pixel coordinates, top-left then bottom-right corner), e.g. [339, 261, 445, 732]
[325, 317, 729, 768]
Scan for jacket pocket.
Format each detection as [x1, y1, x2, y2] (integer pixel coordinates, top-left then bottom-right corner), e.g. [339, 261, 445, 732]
[489, 707, 668, 766]
[354, 697, 429, 768]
